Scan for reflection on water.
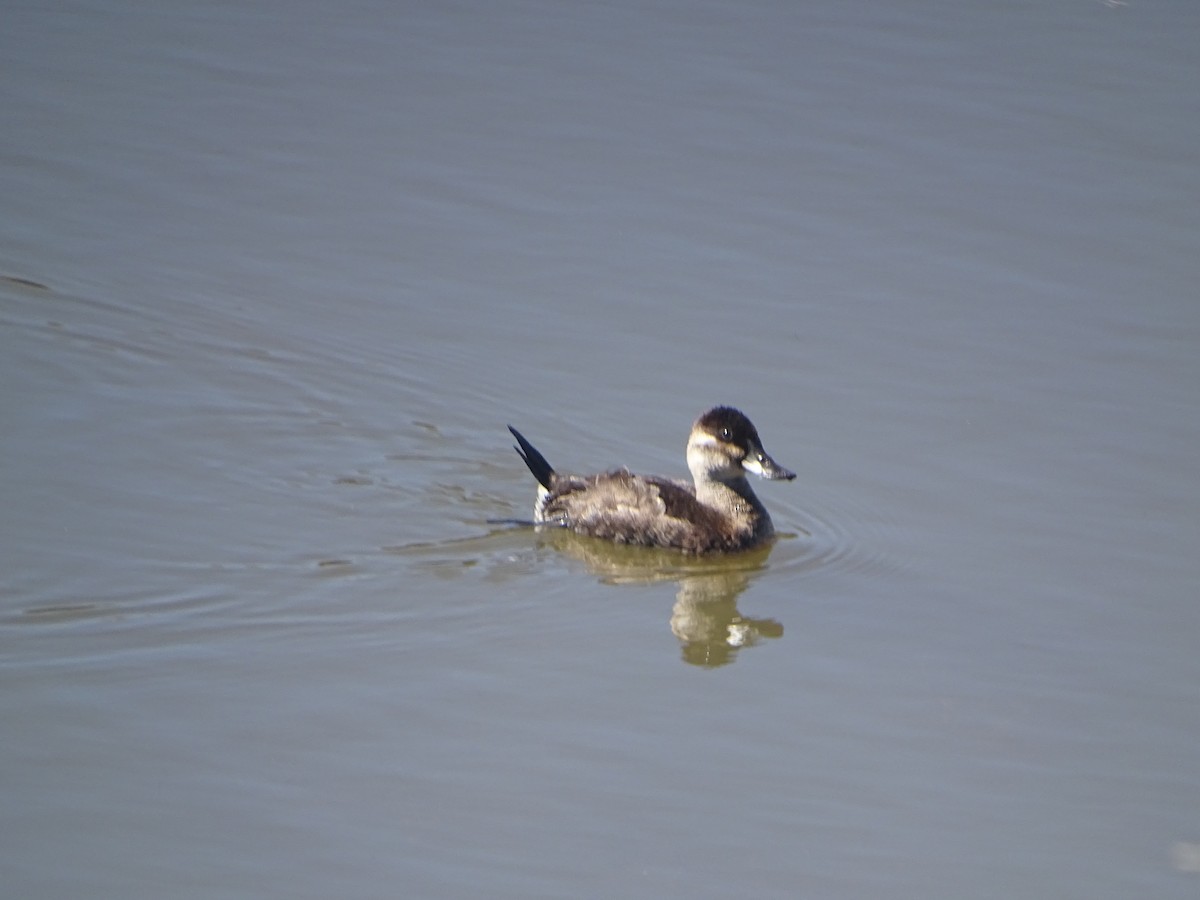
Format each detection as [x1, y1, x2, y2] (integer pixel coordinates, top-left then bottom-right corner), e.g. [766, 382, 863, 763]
[391, 526, 787, 666]
[524, 530, 784, 668]
[1172, 843, 1200, 875]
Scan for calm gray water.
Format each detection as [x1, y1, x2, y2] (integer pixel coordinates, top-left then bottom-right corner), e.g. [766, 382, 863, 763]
[3, 1, 1198, 897]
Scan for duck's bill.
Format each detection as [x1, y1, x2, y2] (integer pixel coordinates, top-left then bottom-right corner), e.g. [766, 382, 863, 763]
[743, 449, 796, 481]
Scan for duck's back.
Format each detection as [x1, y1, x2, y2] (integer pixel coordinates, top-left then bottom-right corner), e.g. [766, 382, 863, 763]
[540, 470, 743, 554]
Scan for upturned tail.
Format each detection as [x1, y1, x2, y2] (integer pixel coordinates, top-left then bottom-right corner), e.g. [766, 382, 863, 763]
[508, 426, 555, 490]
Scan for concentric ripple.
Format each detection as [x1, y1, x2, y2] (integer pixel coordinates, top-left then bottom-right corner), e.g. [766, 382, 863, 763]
[767, 490, 905, 581]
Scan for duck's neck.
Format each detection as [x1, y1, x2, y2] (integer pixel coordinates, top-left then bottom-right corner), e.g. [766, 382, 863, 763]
[695, 476, 774, 538]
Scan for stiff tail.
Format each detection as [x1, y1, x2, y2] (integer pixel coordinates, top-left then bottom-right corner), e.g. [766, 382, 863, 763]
[508, 426, 555, 490]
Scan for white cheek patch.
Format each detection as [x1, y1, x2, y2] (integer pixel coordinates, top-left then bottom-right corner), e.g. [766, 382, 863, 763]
[690, 432, 720, 448]
[741, 455, 765, 476]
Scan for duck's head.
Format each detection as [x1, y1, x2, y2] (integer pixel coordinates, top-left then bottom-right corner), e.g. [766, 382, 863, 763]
[686, 406, 796, 484]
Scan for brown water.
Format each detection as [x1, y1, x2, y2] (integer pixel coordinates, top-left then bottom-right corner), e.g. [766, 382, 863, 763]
[3, 1, 1199, 897]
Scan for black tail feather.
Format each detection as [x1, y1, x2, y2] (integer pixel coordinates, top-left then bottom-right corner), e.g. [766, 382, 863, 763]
[508, 426, 555, 490]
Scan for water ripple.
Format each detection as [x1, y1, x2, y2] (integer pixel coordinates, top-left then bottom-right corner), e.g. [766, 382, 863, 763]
[768, 491, 905, 582]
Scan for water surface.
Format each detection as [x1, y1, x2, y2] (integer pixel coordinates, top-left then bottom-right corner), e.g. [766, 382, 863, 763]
[3, 1, 1198, 897]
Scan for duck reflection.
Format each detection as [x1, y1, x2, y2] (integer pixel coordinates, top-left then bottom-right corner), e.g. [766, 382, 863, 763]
[542, 531, 784, 668]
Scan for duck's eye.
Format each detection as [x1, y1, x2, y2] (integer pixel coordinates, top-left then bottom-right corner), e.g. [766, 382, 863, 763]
[720, 427, 733, 441]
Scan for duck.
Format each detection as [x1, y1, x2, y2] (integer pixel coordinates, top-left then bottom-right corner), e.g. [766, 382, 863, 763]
[508, 406, 795, 554]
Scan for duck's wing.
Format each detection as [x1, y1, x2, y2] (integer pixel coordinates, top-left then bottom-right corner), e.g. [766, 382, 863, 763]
[543, 470, 733, 553]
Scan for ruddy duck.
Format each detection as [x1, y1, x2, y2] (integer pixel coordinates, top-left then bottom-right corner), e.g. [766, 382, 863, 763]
[508, 406, 795, 554]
